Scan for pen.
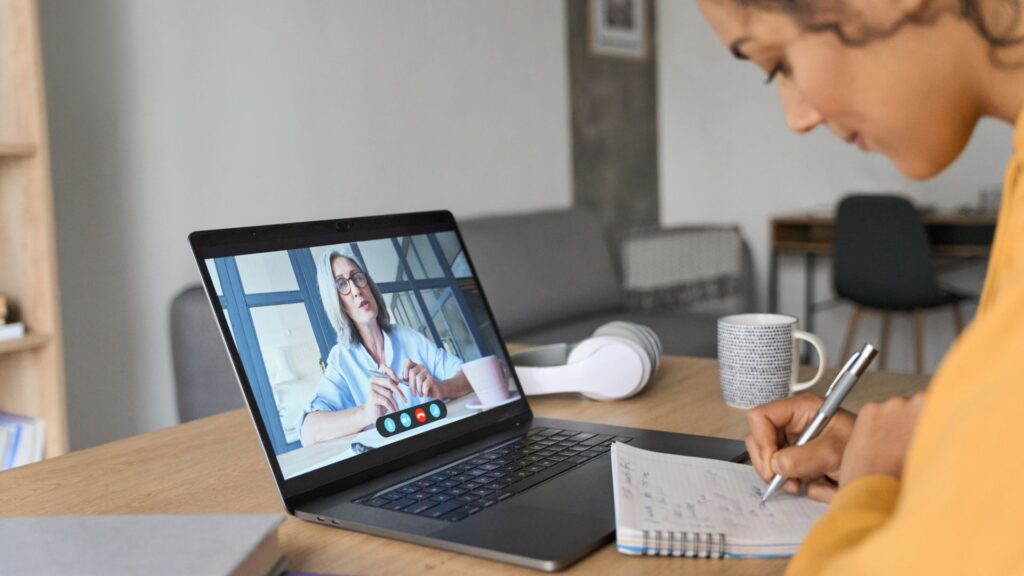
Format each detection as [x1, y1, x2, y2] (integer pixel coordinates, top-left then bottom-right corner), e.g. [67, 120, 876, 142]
[760, 343, 879, 504]
[368, 368, 406, 385]
[368, 369, 413, 396]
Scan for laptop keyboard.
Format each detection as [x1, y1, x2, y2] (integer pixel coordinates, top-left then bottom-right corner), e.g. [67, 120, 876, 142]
[354, 427, 632, 522]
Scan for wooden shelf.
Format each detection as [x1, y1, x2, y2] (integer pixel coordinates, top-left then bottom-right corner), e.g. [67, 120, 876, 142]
[0, 334, 50, 355]
[0, 142, 37, 157]
[0, 0, 68, 458]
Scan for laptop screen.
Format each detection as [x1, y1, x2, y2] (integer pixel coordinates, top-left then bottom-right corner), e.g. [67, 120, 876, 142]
[200, 221, 523, 481]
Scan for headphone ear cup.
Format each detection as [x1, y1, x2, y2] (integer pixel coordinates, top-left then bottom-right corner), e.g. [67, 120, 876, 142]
[633, 324, 662, 373]
[593, 321, 661, 377]
[568, 335, 650, 400]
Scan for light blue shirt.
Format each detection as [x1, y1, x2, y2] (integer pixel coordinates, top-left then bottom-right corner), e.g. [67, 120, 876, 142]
[300, 323, 462, 430]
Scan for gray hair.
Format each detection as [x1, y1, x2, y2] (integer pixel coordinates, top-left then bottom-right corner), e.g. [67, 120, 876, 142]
[316, 248, 391, 347]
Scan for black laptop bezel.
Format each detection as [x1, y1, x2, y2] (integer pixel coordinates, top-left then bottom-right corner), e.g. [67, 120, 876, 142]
[188, 210, 534, 505]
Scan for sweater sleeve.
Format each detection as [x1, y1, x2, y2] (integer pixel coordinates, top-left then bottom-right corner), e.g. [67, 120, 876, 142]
[785, 477, 900, 576]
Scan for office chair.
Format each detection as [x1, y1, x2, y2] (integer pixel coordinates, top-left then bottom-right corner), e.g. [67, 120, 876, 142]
[833, 195, 970, 373]
[170, 285, 243, 422]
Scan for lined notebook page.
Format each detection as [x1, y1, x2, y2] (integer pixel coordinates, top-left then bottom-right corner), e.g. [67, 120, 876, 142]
[611, 442, 828, 557]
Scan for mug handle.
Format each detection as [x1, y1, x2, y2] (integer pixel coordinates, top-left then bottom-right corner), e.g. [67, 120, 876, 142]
[790, 330, 827, 393]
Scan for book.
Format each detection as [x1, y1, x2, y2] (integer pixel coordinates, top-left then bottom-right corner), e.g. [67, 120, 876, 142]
[0, 412, 45, 469]
[0, 321, 25, 342]
[0, 515, 285, 575]
[0, 426, 12, 469]
[611, 442, 828, 558]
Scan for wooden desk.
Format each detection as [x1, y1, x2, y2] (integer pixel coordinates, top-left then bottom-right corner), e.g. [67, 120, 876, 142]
[0, 357, 928, 575]
[769, 211, 996, 334]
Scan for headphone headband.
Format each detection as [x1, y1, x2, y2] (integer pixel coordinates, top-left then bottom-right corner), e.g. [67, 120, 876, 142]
[510, 322, 661, 401]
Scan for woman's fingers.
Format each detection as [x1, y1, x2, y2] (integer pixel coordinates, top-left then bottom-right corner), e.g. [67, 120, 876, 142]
[771, 436, 843, 481]
[838, 393, 926, 486]
[745, 395, 823, 481]
[401, 358, 416, 381]
[372, 374, 408, 406]
[374, 387, 400, 414]
[404, 361, 435, 397]
[379, 365, 400, 385]
[370, 379, 404, 411]
[369, 388, 396, 415]
[745, 434, 772, 482]
[377, 366, 408, 404]
[400, 359, 423, 396]
[805, 479, 838, 503]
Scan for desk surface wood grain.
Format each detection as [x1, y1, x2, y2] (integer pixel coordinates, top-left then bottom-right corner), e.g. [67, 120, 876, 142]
[0, 356, 929, 575]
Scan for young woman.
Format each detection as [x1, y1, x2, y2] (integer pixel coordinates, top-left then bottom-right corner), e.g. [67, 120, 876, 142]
[697, 0, 1024, 573]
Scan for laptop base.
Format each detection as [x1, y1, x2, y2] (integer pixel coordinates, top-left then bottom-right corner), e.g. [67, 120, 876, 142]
[299, 416, 746, 572]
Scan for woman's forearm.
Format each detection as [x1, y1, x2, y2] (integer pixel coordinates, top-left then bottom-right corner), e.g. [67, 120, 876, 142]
[300, 406, 369, 446]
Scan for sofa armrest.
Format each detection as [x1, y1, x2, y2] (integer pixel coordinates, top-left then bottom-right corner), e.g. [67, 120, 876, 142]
[616, 225, 755, 314]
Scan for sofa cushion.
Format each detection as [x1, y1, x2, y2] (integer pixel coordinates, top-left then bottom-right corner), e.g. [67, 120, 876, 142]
[507, 310, 722, 358]
[459, 209, 621, 335]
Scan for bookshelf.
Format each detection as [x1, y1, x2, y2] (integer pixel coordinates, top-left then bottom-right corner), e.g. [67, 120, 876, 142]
[0, 0, 68, 457]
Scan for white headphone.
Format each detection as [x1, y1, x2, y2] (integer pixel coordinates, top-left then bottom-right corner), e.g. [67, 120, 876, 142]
[509, 321, 662, 401]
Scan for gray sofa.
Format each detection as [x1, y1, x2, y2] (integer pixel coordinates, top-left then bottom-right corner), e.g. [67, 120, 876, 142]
[459, 209, 754, 357]
[171, 208, 753, 422]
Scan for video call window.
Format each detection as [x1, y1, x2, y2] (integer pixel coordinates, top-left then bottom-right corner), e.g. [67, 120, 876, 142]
[205, 232, 501, 465]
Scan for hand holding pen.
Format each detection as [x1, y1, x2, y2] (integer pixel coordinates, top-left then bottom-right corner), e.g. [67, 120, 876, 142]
[745, 399, 854, 502]
[760, 344, 878, 503]
[744, 346, 873, 503]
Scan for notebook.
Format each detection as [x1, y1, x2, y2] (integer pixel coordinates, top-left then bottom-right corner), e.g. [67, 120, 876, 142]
[610, 442, 828, 558]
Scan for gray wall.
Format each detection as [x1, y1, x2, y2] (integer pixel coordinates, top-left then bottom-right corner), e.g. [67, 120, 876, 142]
[658, 1, 1008, 372]
[40, 0, 572, 449]
[568, 0, 659, 231]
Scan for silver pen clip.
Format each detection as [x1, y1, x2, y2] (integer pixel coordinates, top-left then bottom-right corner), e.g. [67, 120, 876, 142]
[825, 351, 860, 397]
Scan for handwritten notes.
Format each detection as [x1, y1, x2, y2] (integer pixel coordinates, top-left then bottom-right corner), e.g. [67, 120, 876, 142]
[611, 442, 828, 557]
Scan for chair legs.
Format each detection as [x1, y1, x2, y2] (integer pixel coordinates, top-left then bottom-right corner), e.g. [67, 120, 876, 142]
[879, 313, 891, 372]
[912, 310, 924, 374]
[840, 307, 863, 367]
[840, 304, 962, 374]
[952, 302, 965, 335]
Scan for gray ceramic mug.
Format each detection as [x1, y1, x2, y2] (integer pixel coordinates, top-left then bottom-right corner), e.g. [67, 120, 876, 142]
[717, 313, 827, 409]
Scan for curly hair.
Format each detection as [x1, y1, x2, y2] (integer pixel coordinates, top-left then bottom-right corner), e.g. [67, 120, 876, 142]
[736, 0, 1024, 64]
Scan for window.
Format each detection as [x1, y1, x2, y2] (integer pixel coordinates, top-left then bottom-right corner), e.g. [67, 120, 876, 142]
[236, 251, 299, 293]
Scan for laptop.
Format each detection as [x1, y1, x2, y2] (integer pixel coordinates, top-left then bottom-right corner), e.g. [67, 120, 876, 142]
[188, 211, 746, 572]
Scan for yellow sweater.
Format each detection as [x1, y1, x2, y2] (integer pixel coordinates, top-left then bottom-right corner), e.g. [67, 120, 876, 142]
[787, 112, 1024, 575]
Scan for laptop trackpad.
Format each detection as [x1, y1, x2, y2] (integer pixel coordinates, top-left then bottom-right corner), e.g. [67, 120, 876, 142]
[431, 504, 611, 562]
[516, 458, 616, 519]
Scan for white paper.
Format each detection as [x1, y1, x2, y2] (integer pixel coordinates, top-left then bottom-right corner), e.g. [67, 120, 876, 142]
[611, 442, 828, 548]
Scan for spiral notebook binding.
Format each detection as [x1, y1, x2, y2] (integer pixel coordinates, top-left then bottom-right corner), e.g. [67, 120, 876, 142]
[640, 529, 726, 558]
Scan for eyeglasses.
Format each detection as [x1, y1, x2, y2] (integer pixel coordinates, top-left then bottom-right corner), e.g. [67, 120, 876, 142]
[335, 271, 368, 295]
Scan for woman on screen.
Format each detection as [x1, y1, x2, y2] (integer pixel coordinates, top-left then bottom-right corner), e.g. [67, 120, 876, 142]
[299, 249, 472, 446]
[696, 0, 1024, 573]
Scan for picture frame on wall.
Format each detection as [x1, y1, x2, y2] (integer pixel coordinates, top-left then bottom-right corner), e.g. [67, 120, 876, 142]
[588, 0, 648, 60]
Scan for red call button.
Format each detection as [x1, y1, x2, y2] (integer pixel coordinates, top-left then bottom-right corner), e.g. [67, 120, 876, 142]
[414, 408, 427, 423]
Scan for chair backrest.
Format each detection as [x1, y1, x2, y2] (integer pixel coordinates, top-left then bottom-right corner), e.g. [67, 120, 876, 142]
[170, 285, 243, 422]
[833, 194, 945, 310]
